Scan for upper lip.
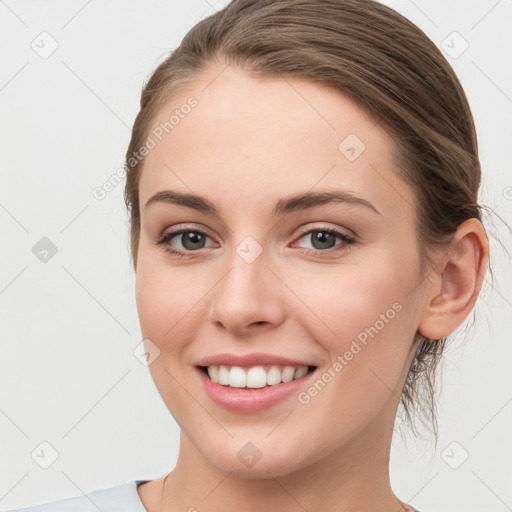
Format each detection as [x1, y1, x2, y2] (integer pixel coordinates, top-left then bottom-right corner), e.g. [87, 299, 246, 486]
[195, 352, 316, 368]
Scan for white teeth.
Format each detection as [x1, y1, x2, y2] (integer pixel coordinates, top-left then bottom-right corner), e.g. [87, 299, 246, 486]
[246, 366, 267, 388]
[229, 366, 246, 388]
[218, 365, 229, 385]
[207, 365, 219, 383]
[266, 366, 281, 386]
[294, 366, 308, 379]
[281, 366, 295, 383]
[205, 364, 311, 388]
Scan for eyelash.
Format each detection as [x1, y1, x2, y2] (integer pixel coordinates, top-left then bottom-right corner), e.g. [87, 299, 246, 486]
[155, 225, 355, 259]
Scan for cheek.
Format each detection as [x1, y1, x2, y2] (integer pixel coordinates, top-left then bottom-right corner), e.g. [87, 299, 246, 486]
[135, 257, 207, 343]
[288, 249, 419, 397]
[290, 274, 416, 449]
[135, 262, 203, 420]
[289, 257, 412, 345]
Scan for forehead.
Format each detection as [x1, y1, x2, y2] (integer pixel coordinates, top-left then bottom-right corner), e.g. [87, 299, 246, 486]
[138, 65, 415, 219]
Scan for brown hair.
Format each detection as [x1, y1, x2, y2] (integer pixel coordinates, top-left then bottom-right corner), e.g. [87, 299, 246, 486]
[124, 0, 489, 444]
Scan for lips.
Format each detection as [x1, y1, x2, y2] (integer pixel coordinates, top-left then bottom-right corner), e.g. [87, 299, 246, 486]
[195, 352, 315, 368]
[197, 368, 316, 412]
[194, 352, 318, 412]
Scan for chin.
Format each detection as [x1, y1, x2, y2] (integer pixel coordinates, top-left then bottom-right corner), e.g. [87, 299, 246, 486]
[198, 438, 312, 479]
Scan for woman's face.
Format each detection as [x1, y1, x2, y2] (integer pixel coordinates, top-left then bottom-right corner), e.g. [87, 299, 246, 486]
[135, 64, 426, 477]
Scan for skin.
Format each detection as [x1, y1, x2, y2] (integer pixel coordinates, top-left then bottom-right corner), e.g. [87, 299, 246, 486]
[134, 64, 488, 511]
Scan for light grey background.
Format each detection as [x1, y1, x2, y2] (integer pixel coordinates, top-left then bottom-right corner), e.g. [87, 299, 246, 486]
[1, 1, 511, 511]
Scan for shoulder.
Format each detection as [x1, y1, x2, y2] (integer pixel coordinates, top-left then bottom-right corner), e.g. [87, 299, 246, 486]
[3, 480, 149, 512]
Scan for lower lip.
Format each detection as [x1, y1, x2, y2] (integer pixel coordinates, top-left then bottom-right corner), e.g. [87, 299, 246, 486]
[196, 367, 316, 413]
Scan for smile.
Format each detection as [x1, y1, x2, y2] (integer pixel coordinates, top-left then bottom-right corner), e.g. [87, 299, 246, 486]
[196, 363, 318, 413]
[201, 364, 316, 388]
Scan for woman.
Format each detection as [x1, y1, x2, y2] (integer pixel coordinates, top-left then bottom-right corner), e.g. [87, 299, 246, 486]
[7, 0, 491, 510]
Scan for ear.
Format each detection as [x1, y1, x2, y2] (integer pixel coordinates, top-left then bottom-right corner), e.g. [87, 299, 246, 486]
[418, 218, 489, 340]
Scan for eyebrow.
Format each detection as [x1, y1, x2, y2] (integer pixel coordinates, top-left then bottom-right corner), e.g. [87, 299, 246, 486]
[144, 189, 380, 216]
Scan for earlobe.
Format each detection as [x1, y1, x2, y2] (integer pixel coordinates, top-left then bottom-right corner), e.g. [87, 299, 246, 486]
[418, 218, 489, 340]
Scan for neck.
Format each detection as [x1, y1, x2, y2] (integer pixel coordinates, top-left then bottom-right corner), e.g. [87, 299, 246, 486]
[161, 401, 411, 512]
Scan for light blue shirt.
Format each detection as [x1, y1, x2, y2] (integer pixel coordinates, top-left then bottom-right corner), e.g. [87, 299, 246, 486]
[4, 480, 424, 512]
[3, 480, 149, 512]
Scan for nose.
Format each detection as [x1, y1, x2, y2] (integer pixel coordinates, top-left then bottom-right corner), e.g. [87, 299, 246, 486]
[207, 246, 286, 337]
